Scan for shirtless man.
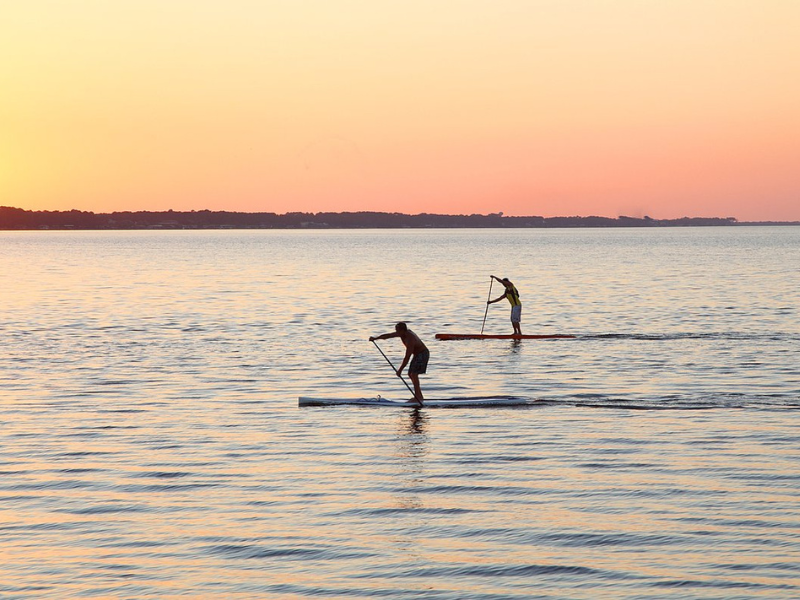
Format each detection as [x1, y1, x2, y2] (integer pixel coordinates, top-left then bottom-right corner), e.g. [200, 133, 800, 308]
[370, 322, 429, 405]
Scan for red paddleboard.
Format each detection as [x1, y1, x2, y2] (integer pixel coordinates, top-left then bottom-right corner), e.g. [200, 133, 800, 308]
[435, 333, 575, 340]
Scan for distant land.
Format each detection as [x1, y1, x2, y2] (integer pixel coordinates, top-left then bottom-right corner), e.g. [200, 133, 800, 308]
[1, 206, 798, 230]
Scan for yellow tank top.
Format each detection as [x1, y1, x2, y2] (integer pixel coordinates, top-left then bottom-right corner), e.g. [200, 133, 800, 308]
[506, 285, 521, 307]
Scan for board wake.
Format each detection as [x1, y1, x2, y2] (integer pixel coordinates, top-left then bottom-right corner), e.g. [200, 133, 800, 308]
[435, 333, 575, 340]
[298, 395, 530, 408]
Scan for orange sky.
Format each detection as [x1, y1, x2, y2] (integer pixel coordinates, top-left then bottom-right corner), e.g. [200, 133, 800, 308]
[2, 1, 799, 220]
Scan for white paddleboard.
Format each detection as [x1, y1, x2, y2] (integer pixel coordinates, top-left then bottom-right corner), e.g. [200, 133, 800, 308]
[298, 395, 530, 408]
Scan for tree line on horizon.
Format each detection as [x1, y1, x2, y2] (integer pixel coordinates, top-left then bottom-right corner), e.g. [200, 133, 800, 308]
[1, 205, 784, 231]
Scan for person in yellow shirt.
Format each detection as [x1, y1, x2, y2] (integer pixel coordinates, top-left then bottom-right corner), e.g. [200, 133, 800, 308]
[488, 275, 522, 335]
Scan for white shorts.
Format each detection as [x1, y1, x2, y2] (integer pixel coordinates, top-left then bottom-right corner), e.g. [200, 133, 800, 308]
[510, 304, 522, 323]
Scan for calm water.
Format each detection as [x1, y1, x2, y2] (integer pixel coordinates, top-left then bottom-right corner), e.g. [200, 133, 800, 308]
[1, 227, 799, 598]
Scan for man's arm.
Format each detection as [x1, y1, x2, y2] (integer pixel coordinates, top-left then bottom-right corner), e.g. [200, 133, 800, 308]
[489, 275, 508, 303]
[396, 346, 413, 376]
[369, 332, 399, 342]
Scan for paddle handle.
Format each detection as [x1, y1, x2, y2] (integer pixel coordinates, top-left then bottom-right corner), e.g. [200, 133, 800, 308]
[371, 340, 416, 397]
[480, 276, 494, 334]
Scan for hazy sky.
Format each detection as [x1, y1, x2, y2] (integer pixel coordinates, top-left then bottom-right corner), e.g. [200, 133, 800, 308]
[2, 1, 799, 219]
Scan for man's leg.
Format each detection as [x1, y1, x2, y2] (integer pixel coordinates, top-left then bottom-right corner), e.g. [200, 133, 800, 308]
[512, 305, 522, 335]
[409, 372, 424, 403]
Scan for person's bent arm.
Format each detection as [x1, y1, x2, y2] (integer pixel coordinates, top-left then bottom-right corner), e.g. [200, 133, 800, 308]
[488, 293, 507, 304]
[396, 347, 412, 376]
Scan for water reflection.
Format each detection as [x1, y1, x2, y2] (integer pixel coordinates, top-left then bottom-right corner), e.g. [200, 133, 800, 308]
[392, 408, 429, 511]
[403, 407, 428, 438]
[395, 408, 428, 466]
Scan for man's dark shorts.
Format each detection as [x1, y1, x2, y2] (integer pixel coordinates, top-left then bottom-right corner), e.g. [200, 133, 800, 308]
[409, 349, 430, 375]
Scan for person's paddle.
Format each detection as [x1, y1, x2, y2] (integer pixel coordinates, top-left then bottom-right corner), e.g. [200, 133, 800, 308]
[371, 339, 419, 403]
[480, 276, 494, 334]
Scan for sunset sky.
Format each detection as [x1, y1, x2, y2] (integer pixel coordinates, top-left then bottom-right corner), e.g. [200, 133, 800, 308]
[2, 1, 799, 220]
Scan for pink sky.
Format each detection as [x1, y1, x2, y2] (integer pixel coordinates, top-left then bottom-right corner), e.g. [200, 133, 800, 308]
[2, 1, 799, 220]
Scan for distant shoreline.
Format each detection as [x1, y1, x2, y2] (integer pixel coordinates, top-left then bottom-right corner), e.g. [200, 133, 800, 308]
[1, 206, 798, 230]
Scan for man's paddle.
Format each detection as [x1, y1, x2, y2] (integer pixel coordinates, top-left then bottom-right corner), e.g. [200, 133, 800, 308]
[480, 276, 494, 334]
[371, 339, 418, 400]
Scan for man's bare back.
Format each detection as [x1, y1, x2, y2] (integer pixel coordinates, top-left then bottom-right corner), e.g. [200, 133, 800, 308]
[369, 322, 430, 404]
[399, 329, 428, 355]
